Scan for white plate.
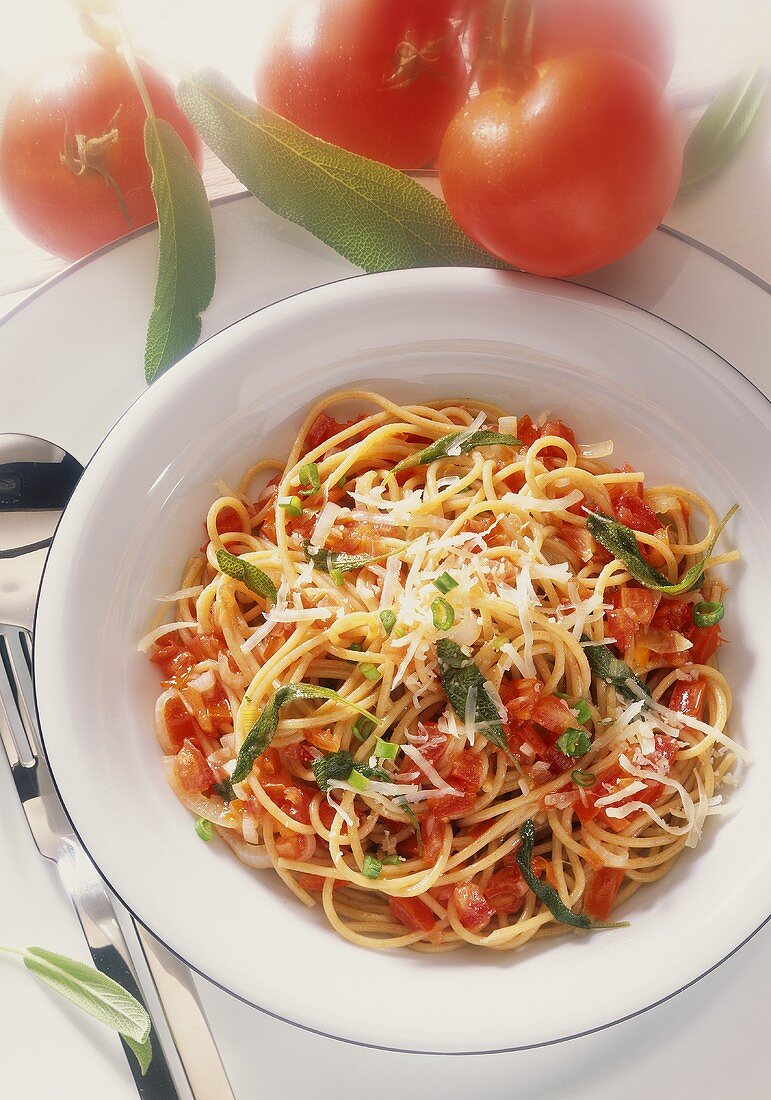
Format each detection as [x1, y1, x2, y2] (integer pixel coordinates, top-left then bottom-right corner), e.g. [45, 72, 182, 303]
[33, 265, 771, 1054]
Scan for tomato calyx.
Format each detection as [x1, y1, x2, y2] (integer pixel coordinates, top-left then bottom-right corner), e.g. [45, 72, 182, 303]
[59, 105, 131, 225]
[385, 30, 458, 91]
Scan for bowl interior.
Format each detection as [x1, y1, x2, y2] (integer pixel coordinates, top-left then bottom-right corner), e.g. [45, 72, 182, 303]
[34, 268, 771, 1053]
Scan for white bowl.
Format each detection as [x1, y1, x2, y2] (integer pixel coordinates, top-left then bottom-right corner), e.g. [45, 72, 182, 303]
[34, 268, 771, 1053]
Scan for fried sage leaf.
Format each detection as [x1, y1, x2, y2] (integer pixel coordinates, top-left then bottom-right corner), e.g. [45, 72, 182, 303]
[436, 639, 513, 760]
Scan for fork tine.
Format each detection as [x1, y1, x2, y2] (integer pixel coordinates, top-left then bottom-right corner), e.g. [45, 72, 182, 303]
[0, 630, 35, 767]
[3, 627, 39, 754]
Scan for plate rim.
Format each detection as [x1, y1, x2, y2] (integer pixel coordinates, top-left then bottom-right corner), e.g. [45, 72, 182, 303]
[30, 263, 771, 1054]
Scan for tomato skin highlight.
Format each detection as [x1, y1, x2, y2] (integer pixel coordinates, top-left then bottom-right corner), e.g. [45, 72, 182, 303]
[0, 51, 202, 260]
[255, 0, 468, 168]
[438, 51, 682, 277]
[453, 882, 495, 931]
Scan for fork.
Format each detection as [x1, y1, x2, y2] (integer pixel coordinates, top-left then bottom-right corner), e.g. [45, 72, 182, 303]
[0, 624, 184, 1097]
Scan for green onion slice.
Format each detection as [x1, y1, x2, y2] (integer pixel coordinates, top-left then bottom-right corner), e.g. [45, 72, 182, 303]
[379, 609, 396, 635]
[194, 817, 215, 841]
[360, 663, 382, 682]
[352, 716, 377, 742]
[693, 600, 724, 627]
[298, 462, 321, 496]
[573, 698, 591, 725]
[381, 854, 404, 866]
[362, 855, 382, 879]
[555, 728, 592, 757]
[347, 768, 370, 792]
[431, 596, 455, 631]
[434, 571, 458, 593]
[375, 738, 398, 760]
[278, 495, 303, 517]
[571, 769, 596, 788]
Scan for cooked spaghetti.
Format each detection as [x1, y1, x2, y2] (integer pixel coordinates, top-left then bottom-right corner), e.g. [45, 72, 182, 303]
[143, 391, 744, 951]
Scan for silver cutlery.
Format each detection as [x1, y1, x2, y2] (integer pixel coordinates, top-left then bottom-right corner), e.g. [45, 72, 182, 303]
[0, 434, 234, 1100]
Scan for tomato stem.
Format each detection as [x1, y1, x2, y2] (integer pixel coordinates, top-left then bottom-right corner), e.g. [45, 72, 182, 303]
[59, 107, 132, 226]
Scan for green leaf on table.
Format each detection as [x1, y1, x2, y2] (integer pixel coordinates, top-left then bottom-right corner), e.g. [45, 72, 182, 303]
[123, 1032, 154, 1076]
[176, 69, 509, 274]
[144, 117, 216, 382]
[679, 64, 767, 194]
[23, 947, 151, 1045]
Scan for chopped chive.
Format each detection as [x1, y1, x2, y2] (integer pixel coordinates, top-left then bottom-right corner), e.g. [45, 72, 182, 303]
[336, 474, 347, 490]
[375, 738, 398, 760]
[434, 571, 458, 594]
[492, 634, 508, 650]
[360, 663, 382, 682]
[352, 715, 377, 742]
[329, 568, 344, 586]
[573, 699, 592, 725]
[393, 625, 407, 639]
[431, 596, 455, 631]
[571, 769, 596, 788]
[381, 854, 404, 866]
[556, 728, 592, 757]
[347, 768, 370, 792]
[278, 495, 303, 518]
[362, 855, 382, 879]
[554, 691, 570, 700]
[693, 600, 724, 627]
[298, 462, 321, 496]
[349, 641, 364, 653]
[379, 608, 396, 635]
[194, 817, 215, 841]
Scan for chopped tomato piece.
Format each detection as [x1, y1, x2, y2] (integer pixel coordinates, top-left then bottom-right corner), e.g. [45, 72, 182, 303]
[539, 419, 576, 458]
[305, 727, 340, 753]
[685, 624, 721, 665]
[500, 676, 543, 720]
[506, 722, 573, 778]
[296, 873, 342, 892]
[485, 867, 528, 915]
[532, 693, 575, 735]
[605, 607, 636, 652]
[620, 587, 661, 626]
[389, 896, 436, 933]
[281, 785, 313, 825]
[303, 413, 344, 453]
[215, 506, 244, 536]
[162, 695, 199, 750]
[453, 883, 495, 931]
[613, 490, 660, 535]
[516, 414, 539, 448]
[651, 597, 691, 632]
[254, 747, 293, 800]
[576, 734, 679, 831]
[428, 883, 455, 906]
[282, 740, 315, 769]
[421, 812, 445, 865]
[558, 523, 595, 561]
[607, 464, 643, 503]
[431, 791, 477, 821]
[176, 738, 215, 793]
[668, 676, 707, 720]
[585, 867, 625, 920]
[447, 749, 483, 793]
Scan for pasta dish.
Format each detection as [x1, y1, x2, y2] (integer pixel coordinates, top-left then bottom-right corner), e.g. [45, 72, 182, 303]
[142, 391, 743, 951]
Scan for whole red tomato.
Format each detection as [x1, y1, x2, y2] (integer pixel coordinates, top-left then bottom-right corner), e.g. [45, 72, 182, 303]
[472, 0, 674, 90]
[0, 50, 202, 260]
[438, 50, 682, 277]
[255, 0, 469, 168]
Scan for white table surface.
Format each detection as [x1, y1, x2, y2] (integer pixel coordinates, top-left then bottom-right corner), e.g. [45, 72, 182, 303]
[0, 4, 769, 1097]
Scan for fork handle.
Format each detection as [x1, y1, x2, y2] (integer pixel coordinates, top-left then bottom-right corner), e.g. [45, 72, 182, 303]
[57, 842, 183, 1099]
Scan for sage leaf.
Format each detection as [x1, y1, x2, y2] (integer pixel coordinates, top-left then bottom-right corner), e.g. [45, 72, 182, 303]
[516, 819, 628, 930]
[436, 639, 513, 760]
[144, 118, 215, 382]
[216, 548, 277, 604]
[233, 684, 377, 782]
[23, 947, 151, 1045]
[176, 69, 508, 273]
[680, 64, 767, 193]
[583, 641, 650, 701]
[393, 430, 521, 474]
[586, 506, 737, 595]
[311, 750, 391, 794]
[302, 539, 402, 579]
[123, 1032, 153, 1076]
